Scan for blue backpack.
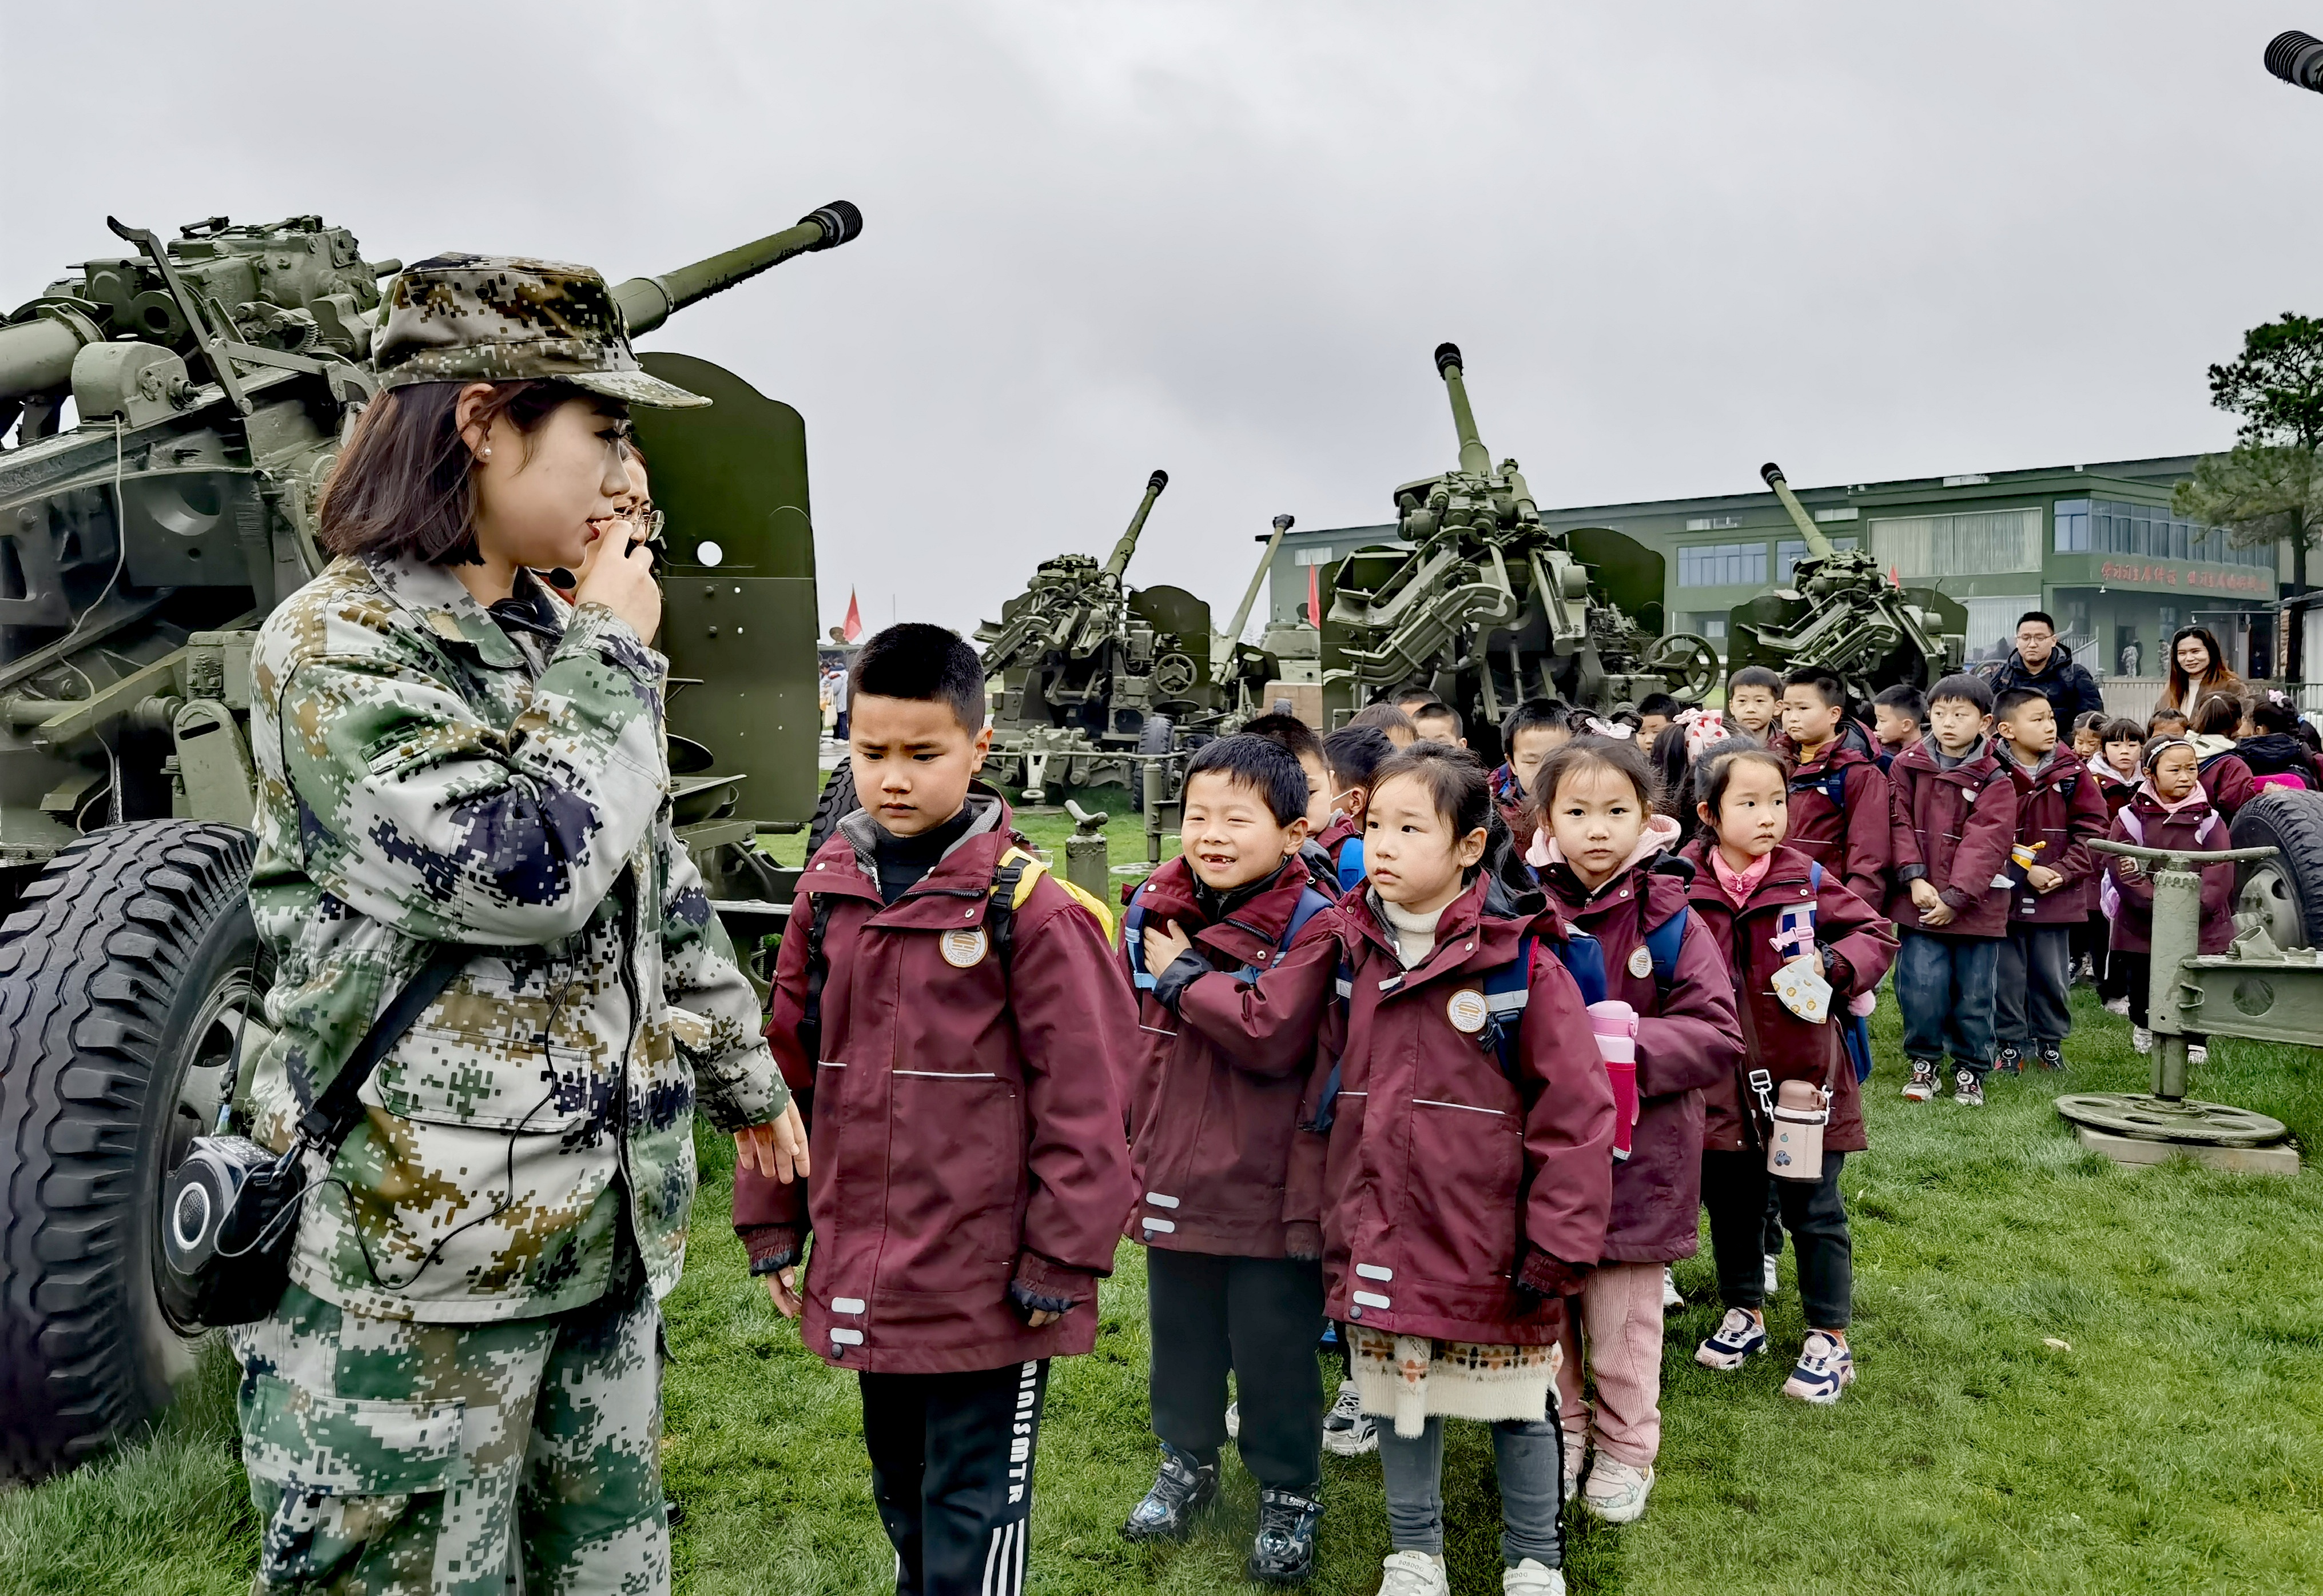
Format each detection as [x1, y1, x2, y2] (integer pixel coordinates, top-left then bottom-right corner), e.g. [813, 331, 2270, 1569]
[1336, 837, 1366, 895]
[1122, 880, 1336, 992]
[1307, 905, 1689, 1132]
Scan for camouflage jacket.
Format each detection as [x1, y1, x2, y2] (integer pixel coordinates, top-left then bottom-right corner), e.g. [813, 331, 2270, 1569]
[244, 552, 785, 1324]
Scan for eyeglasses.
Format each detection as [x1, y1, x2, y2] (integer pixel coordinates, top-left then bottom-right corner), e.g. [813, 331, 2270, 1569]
[617, 504, 665, 543]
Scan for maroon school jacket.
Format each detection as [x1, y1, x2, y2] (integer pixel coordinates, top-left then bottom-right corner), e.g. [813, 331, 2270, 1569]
[1784, 741, 1892, 910]
[2103, 791, 2237, 956]
[1121, 857, 1326, 1258]
[1175, 874, 1616, 1346]
[2194, 747, 2256, 821]
[1681, 841, 1897, 1156]
[1537, 855, 1742, 1264]
[2005, 748, 2113, 925]
[2097, 767, 2141, 819]
[1886, 735, 2019, 940]
[734, 795, 1136, 1375]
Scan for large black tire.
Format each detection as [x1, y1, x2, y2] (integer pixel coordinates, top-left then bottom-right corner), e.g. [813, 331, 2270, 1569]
[1131, 714, 1175, 812]
[0, 821, 262, 1480]
[805, 761, 861, 859]
[2230, 789, 2323, 949]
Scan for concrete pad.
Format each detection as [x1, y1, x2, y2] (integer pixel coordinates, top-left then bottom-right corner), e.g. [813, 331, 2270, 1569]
[2074, 1124, 2302, 1175]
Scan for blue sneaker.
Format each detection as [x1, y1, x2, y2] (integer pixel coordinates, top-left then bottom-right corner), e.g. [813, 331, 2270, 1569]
[1781, 1330, 1855, 1404]
[1694, 1307, 1767, 1370]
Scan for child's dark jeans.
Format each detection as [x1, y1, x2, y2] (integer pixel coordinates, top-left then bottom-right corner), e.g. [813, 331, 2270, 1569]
[1703, 1150, 1852, 1331]
[1895, 928, 2000, 1076]
[1996, 923, 2073, 1049]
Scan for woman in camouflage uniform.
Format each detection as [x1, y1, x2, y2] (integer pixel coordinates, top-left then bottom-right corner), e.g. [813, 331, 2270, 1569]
[231, 254, 805, 1595]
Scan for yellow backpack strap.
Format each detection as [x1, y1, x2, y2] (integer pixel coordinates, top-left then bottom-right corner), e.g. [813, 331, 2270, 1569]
[991, 845, 1115, 941]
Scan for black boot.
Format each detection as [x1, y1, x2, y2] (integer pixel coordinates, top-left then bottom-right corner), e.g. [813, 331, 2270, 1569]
[1120, 1444, 1219, 1542]
[1247, 1488, 1323, 1583]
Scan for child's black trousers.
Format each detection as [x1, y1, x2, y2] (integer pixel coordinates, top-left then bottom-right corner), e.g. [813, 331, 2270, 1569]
[860, 1359, 1049, 1596]
[1147, 1248, 1325, 1492]
[1703, 1149, 1853, 1330]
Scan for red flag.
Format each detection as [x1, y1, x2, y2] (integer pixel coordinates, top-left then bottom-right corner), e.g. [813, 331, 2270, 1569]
[841, 588, 863, 642]
[1307, 564, 1321, 628]
[1888, 564, 1902, 588]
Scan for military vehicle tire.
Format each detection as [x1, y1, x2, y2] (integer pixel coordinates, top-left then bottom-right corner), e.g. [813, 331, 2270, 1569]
[0, 821, 263, 1481]
[806, 762, 861, 859]
[2230, 789, 2323, 950]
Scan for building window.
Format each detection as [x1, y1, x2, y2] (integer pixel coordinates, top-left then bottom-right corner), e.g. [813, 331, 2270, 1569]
[2057, 497, 2272, 568]
[1813, 507, 1859, 522]
[1776, 536, 1858, 583]
[1962, 595, 2042, 663]
[1869, 508, 2042, 578]
[1292, 547, 1335, 567]
[1677, 542, 1767, 587]
[1680, 611, 1728, 642]
[1685, 515, 1741, 532]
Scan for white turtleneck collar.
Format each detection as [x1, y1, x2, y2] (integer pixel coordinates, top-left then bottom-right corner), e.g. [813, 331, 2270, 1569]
[1377, 897, 1447, 968]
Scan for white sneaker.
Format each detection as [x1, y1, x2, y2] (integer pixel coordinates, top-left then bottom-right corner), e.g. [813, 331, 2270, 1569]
[1581, 1455, 1654, 1523]
[1501, 1558, 1565, 1596]
[1662, 1267, 1685, 1310]
[1323, 1380, 1378, 1456]
[2188, 1044, 2209, 1065]
[2132, 1026, 2153, 1055]
[1762, 1253, 1780, 1297]
[1226, 1402, 1239, 1440]
[2103, 996, 2130, 1017]
[1378, 1550, 1450, 1596]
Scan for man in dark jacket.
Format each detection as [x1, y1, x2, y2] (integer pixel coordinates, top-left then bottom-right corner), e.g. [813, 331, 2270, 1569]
[1988, 611, 2106, 727]
[737, 624, 1135, 1596]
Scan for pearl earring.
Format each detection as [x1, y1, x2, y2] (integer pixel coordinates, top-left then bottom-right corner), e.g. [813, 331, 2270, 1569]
[479, 445, 493, 460]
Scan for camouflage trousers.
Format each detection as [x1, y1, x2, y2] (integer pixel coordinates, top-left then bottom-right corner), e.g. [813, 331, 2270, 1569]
[229, 1244, 668, 1595]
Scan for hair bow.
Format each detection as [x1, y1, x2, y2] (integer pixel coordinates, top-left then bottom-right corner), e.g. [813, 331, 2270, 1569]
[1676, 706, 1731, 761]
[1581, 716, 1635, 741]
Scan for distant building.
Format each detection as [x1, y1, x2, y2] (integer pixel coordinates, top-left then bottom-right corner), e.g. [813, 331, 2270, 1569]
[1264, 455, 2282, 680]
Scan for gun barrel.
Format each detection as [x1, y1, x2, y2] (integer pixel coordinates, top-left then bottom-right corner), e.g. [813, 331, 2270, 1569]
[1218, 514, 1294, 672]
[1104, 469, 1168, 581]
[1434, 343, 1491, 476]
[612, 201, 862, 336]
[1760, 461, 1835, 562]
[0, 315, 95, 404]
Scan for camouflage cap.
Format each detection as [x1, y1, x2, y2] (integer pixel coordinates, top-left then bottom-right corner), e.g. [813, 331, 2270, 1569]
[373, 253, 710, 408]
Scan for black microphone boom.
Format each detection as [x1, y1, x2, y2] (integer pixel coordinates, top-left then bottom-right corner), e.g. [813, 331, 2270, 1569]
[2266, 29, 2323, 92]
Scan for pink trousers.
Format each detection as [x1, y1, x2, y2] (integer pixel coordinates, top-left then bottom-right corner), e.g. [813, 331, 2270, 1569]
[1552, 1259, 1666, 1470]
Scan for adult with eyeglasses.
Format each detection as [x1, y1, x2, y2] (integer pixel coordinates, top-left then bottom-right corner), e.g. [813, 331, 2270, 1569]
[1988, 611, 2105, 727]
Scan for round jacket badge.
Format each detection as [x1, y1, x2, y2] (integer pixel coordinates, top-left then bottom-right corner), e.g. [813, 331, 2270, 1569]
[939, 926, 990, 968]
[1446, 988, 1489, 1034]
[1628, 944, 1655, 979]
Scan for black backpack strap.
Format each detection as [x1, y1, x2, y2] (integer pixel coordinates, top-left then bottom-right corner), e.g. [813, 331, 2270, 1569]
[296, 942, 468, 1153]
[796, 893, 839, 1066]
[989, 855, 1033, 974]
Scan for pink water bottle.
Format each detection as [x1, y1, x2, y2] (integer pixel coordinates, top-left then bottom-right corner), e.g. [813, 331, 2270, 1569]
[1588, 1000, 1640, 1161]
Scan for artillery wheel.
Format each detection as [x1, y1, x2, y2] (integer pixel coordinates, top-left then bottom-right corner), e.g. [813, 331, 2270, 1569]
[1131, 714, 1176, 811]
[2230, 789, 2323, 950]
[0, 821, 264, 1480]
[2055, 1092, 2289, 1148]
[805, 761, 861, 859]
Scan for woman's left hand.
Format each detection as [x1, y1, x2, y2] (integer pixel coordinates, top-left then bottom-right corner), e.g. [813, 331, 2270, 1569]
[735, 1101, 810, 1183]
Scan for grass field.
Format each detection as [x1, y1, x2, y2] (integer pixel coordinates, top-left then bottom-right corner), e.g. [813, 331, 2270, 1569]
[7, 802, 2322, 1593]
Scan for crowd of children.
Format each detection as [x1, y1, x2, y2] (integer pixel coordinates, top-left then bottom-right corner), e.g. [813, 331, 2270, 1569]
[731, 613, 2312, 1596]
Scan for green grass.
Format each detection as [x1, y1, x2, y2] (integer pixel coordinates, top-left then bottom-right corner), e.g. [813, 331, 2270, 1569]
[10, 979, 2323, 1593]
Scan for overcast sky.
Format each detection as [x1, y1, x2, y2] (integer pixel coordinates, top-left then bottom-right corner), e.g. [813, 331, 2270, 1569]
[9, 1, 2323, 638]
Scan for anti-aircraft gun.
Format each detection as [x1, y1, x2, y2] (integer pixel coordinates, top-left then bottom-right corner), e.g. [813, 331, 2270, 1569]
[976, 470, 1275, 799]
[0, 202, 861, 1482]
[1724, 461, 1966, 701]
[1322, 344, 1719, 759]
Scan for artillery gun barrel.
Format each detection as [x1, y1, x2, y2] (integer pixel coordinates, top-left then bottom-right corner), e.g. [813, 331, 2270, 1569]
[0, 316, 94, 404]
[1760, 461, 1836, 562]
[1103, 469, 1169, 582]
[612, 201, 862, 336]
[1434, 343, 1491, 476]
[1217, 514, 1294, 672]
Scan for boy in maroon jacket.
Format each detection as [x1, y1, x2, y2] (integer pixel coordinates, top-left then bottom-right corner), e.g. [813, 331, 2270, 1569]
[1992, 687, 2111, 1074]
[1123, 735, 1332, 1581]
[1886, 674, 2019, 1107]
[1779, 667, 1892, 908]
[1314, 725, 1396, 882]
[1492, 698, 1573, 836]
[735, 624, 1135, 1596]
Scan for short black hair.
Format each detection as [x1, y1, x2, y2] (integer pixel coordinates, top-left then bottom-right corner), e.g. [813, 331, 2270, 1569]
[852, 622, 985, 734]
[1994, 686, 2051, 725]
[1184, 734, 1310, 827]
[2252, 696, 2301, 737]
[1872, 683, 1927, 725]
[1410, 700, 1463, 738]
[1240, 712, 1324, 769]
[2072, 710, 2109, 734]
[2191, 692, 2245, 737]
[2148, 707, 2189, 734]
[1392, 684, 1439, 708]
[1927, 672, 1995, 715]
[1501, 698, 1569, 745]
[1348, 701, 1418, 737]
[1323, 725, 1396, 793]
[1728, 665, 1783, 695]
[2101, 717, 2147, 745]
[1780, 667, 1846, 710]
[2017, 610, 2056, 633]
[1636, 692, 1681, 720]
[1697, 746, 1791, 821]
